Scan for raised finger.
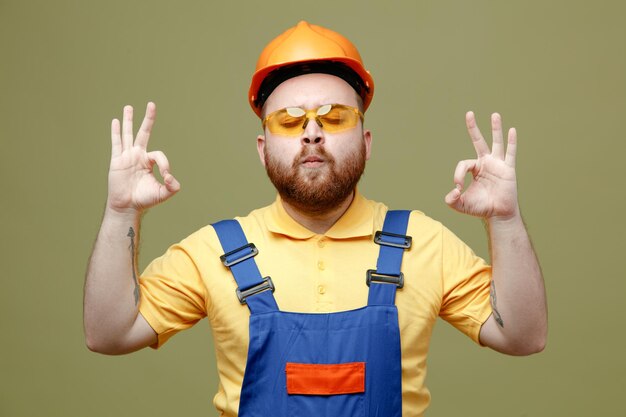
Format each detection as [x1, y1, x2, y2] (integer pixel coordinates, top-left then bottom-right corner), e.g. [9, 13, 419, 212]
[504, 127, 517, 167]
[121, 105, 134, 150]
[135, 102, 156, 149]
[466, 111, 490, 158]
[453, 159, 480, 189]
[491, 113, 504, 159]
[111, 118, 122, 157]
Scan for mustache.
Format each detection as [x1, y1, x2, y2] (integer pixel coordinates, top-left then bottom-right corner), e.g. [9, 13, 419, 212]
[292, 146, 336, 168]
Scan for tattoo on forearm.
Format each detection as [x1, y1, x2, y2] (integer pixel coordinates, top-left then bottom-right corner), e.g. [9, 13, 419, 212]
[127, 227, 140, 305]
[490, 280, 504, 328]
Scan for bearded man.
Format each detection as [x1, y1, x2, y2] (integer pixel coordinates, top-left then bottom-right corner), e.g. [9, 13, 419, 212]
[84, 21, 547, 417]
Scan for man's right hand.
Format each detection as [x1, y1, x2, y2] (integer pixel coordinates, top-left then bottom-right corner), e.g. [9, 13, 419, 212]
[84, 102, 176, 355]
[107, 102, 180, 214]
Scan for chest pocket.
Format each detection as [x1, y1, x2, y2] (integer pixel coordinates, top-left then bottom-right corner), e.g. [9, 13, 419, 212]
[287, 362, 366, 417]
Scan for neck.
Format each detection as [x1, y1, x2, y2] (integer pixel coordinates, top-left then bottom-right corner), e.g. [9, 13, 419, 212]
[281, 191, 355, 234]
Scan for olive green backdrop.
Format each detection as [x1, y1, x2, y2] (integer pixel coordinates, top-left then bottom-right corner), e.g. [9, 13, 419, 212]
[1, 0, 624, 416]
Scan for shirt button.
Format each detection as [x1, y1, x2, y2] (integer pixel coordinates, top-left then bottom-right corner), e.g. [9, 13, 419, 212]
[317, 239, 326, 248]
[318, 285, 326, 294]
[317, 261, 325, 270]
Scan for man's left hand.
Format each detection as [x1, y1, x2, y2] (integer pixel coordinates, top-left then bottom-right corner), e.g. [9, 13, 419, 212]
[445, 111, 520, 220]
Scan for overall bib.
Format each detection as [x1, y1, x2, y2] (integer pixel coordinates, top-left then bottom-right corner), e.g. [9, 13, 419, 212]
[213, 210, 411, 417]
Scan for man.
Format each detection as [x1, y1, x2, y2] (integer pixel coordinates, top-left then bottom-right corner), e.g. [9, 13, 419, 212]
[84, 21, 547, 416]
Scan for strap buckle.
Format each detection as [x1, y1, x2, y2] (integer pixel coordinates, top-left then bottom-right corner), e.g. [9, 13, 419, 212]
[366, 269, 404, 288]
[220, 243, 259, 267]
[236, 276, 275, 304]
[374, 231, 412, 249]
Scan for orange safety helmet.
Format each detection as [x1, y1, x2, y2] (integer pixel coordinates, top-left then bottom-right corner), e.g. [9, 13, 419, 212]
[249, 21, 374, 118]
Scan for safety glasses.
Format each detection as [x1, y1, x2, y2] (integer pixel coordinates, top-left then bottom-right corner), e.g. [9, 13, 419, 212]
[262, 104, 364, 136]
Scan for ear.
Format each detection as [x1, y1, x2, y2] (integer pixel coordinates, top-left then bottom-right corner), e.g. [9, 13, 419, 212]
[257, 134, 266, 167]
[363, 129, 372, 160]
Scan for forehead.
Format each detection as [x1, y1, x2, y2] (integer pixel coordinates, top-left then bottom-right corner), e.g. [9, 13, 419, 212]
[263, 73, 358, 114]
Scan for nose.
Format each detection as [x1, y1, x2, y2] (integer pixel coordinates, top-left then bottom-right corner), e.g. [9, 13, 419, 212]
[301, 116, 325, 145]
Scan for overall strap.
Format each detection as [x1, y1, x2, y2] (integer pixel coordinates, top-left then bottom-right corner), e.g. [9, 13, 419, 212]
[212, 220, 279, 314]
[367, 210, 412, 306]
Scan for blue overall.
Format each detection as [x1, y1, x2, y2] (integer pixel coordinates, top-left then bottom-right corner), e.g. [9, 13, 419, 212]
[212, 210, 411, 417]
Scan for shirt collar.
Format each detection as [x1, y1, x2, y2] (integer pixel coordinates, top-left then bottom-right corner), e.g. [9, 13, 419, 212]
[265, 191, 375, 240]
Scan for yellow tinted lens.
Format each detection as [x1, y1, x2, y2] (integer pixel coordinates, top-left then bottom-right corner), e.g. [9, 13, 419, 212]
[266, 108, 306, 135]
[317, 104, 360, 132]
[263, 104, 362, 136]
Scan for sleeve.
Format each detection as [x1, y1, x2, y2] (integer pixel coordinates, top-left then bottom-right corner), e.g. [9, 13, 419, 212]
[138, 237, 208, 349]
[438, 224, 493, 344]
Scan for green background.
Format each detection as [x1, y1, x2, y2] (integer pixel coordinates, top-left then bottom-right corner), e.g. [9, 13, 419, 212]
[1, 0, 624, 415]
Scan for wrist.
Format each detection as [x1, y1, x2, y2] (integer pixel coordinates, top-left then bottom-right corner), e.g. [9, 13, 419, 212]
[103, 202, 143, 221]
[97, 204, 143, 243]
[485, 210, 524, 230]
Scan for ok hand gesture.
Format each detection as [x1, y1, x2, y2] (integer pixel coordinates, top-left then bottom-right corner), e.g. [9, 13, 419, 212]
[107, 103, 180, 214]
[444, 112, 519, 220]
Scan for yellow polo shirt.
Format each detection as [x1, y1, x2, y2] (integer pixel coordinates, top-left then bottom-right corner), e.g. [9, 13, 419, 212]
[139, 192, 492, 417]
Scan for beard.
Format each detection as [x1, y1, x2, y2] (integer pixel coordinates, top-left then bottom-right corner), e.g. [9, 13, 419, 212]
[264, 141, 366, 215]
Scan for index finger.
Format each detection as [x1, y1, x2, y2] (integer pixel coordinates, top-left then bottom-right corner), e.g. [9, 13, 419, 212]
[135, 102, 157, 149]
[466, 111, 490, 157]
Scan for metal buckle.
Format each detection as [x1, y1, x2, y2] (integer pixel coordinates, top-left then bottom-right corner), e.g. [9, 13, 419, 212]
[366, 269, 404, 288]
[220, 243, 259, 267]
[236, 276, 274, 304]
[374, 231, 412, 249]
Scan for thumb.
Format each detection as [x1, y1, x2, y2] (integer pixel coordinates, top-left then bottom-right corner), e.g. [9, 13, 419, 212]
[162, 171, 181, 194]
[444, 185, 463, 211]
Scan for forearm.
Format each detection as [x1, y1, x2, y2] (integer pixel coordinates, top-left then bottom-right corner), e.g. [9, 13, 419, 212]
[486, 213, 547, 354]
[83, 206, 143, 352]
